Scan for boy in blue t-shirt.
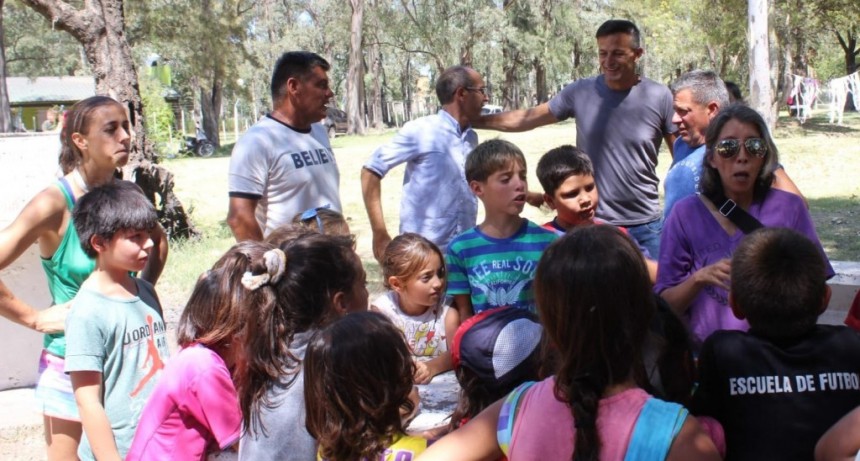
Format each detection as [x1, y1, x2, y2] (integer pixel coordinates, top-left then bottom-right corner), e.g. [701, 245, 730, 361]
[535, 145, 657, 281]
[446, 139, 557, 324]
[64, 181, 170, 460]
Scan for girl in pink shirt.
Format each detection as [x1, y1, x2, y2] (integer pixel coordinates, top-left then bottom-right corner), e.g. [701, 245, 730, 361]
[128, 241, 278, 460]
[417, 226, 721, 461]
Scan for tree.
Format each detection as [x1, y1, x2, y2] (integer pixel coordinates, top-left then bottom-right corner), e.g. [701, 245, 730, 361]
[0, 0, 12, 132]
[748, 0, 775, 130]
[19, 0, 197, 238]
[347, 0, 366, 134]
[128, 0, 256, 147]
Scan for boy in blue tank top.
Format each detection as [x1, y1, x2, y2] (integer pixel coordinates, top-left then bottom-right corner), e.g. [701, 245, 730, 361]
[446, 139, 557, 325]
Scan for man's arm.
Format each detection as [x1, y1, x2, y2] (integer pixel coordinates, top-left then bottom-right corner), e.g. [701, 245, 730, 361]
[473, 102, 558, 132]
[664, 132, 677, 158]
[361, 168, 392, 263]
[72, 371, 122, 461]
[226, 196, 263, 242]
[773, 167, 807, 208]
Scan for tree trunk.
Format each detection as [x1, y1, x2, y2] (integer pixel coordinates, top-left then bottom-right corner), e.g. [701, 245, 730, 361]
[19, 0, 198, 238]
[401, 59, 411, 121]
[200, 78, 222, 147]
[0, 0, 12, 133]
[502, 46, 518, 110]
[346, 0, 365, 135]
[748, 0, 775, 130]
[533, 58, 547, 104]
[368, 42, 384, 129]
[836, 29, 858, 111]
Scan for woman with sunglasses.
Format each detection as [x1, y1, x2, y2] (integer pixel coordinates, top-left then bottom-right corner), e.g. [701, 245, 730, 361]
[655, 104, 833, 348]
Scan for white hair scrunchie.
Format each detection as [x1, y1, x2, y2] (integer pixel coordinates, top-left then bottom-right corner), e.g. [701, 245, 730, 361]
[241, 248, 287, 291]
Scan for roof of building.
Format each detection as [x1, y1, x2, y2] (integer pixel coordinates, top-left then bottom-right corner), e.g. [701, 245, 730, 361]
[7, 76, 96, 105]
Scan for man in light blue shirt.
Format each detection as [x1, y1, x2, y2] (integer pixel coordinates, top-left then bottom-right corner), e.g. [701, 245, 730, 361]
[664, 70, 805, 222]
[362, 66, 488, 260]
[663, 70, 728, 221]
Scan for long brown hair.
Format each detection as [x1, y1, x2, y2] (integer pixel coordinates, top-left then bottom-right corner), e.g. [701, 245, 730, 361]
[59, 96, 123, 174]
[234, 232, 363, 435]
[304, 312, 415, 461]
[176, 241, 273, 349]
[535, 226, 655, 461]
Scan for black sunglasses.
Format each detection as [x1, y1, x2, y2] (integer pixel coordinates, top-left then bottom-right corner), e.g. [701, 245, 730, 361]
[714, 138, 768, 159]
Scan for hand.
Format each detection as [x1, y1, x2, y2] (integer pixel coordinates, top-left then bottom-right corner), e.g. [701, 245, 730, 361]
[413, 360, 433, 384]
[526, 191, 545, 208]
[372, 231, 392, 264]
[33, 301, 71, 334]
[693, 258, 731, 291]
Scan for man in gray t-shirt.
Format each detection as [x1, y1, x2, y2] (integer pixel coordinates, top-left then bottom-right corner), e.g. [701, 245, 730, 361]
[227, 51, 341, 241]
[476, 19, 676, 257]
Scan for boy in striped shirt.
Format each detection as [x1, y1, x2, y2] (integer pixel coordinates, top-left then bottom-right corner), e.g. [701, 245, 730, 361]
[446, 139, 558, 325]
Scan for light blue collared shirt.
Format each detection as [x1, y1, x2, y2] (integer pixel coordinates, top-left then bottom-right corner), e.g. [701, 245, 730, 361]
[364, 110, 478, 250]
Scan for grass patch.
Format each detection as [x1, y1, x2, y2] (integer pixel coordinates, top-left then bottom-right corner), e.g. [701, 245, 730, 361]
[157, 112, 860, 313]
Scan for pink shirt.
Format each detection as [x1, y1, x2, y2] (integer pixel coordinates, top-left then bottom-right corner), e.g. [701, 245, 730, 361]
[509, 378, 650, 461]
[127, 344, 241, 461]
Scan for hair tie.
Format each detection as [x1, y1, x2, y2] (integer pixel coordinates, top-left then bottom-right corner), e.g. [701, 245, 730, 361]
[241, 248, 287, 290]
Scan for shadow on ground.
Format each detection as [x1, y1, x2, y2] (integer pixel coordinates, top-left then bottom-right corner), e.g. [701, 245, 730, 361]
[809, 195, 860, 261]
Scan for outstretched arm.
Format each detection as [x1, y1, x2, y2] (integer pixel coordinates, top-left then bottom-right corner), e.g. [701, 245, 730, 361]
[815, 405, 860, 461]
[773, 167, 807, 208]
[416, 399, 505, 461]
[361, 168, 392, 263]
[473, 103, 558, 132]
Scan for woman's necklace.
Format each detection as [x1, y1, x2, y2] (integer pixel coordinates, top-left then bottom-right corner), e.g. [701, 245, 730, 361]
[72, 167, 90, 194]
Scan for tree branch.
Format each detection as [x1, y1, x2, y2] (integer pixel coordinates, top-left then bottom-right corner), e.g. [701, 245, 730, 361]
[17, 0, 95, 44]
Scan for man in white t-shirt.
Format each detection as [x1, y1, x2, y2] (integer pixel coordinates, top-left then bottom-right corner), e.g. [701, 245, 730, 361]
[227, 51, 341, 240]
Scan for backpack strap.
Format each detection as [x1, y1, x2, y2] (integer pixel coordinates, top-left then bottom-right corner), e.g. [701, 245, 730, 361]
[704, 191, 763, 234]
[496, 381, 536, 457]
[623, 398, 688, 461]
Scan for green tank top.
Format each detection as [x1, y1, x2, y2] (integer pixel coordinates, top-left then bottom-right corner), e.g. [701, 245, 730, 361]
[40, 178, 96, 357]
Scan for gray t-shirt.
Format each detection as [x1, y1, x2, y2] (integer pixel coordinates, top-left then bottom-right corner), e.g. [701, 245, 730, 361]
[239, 330, 316, 461]
[548, 75, 675, 226]
[64, 279, 170, 460]
[228, 115, 341, 237]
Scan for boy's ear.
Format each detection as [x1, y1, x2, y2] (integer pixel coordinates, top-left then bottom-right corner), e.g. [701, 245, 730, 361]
[819, 285, 832, 315]
[89, 234, 108, 255]
[728, 291, 746, 320]
[543, 193, 557, 210]
[469, 180, 484, 197]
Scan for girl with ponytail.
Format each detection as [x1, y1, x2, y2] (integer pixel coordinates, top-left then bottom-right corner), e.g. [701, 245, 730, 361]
[417, 226, 719, 461]
[234, 232, 369, 461]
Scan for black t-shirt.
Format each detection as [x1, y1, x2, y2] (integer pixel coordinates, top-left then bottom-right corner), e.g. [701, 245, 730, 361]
[693, 325, 860, 461]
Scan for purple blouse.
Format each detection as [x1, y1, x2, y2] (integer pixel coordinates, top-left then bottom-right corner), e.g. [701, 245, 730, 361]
[655, 189, 834, 345]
